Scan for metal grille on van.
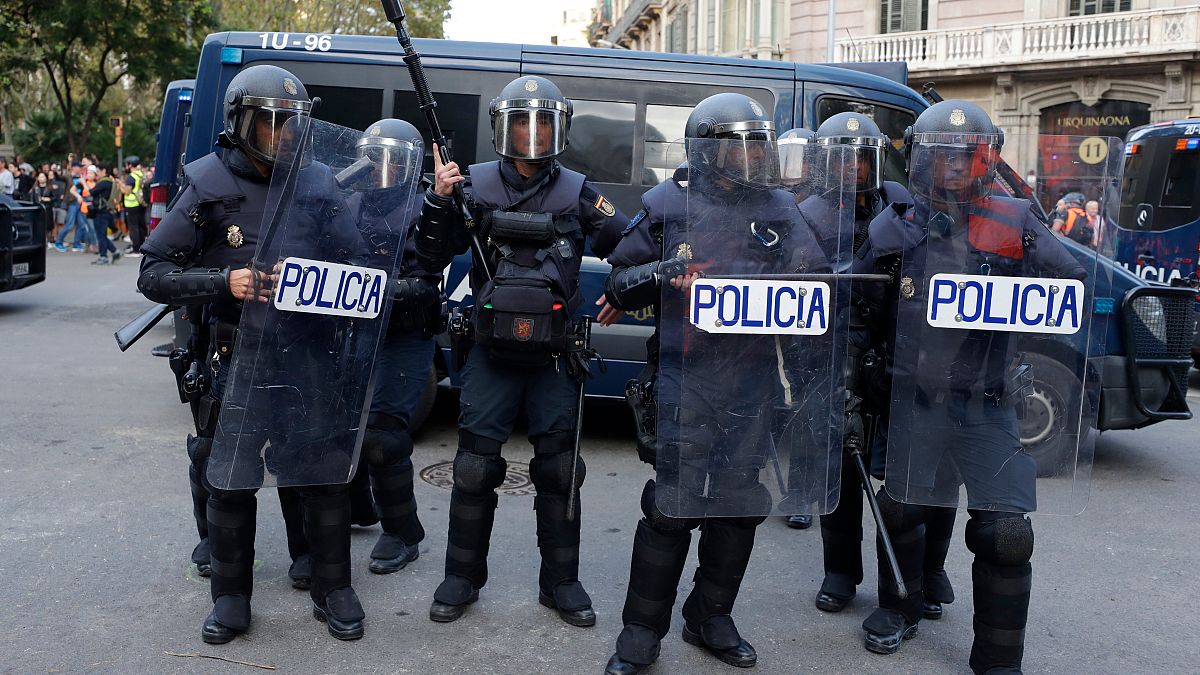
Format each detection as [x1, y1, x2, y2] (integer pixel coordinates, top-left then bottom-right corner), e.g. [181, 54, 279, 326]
[1121, 285, 1196, 420]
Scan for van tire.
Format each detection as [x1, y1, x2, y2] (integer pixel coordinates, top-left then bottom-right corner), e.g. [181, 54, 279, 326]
[1018, 353, 1084, 477]
[408, 369, 439, 436]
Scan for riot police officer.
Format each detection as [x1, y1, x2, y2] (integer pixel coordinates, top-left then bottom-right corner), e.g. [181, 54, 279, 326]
[416, 75, 629, 626]
[796, 112, 952, 616]
[139, 65, 366, 643]
[343, 118, 438, 575]
[601, 93, 831, 674]
[853, 100, 1086, 671]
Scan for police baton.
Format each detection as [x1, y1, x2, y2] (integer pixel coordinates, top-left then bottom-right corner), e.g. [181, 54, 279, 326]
[380, 0, 493, 281]
[114, 302, 176, 352]
[847, 427, 908, 600]
[565, 317, 593, 522]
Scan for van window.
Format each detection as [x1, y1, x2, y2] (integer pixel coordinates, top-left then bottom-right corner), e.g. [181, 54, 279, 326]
[816, 97, 916, 185]
[644, 105, 691, 184]
[306, 85, 383, 132]
[1159, 146, 1198, 209]
[1120, 152, 1143, 208]
[560, 100, 636, 185]
[394, 91, 480, 173]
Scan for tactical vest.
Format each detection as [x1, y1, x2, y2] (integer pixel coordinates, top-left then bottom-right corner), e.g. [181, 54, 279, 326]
[468, 161, 586, 365]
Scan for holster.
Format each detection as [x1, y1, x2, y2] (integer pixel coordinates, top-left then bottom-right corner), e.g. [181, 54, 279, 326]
[448, 305, 474, 370]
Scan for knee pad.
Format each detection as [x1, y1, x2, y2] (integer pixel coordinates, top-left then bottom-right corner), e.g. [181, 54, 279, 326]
[965, 512, 1034, 566]
[453, 450, 507, 495]
[876, 487, 926, 533]
[640, 480, 701, 534]
[187, 434, 212, 465]
[529, 448, 585, 494]
[362, 427, 413, 467]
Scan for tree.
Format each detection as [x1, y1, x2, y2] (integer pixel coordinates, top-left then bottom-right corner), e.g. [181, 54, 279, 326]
[0, 0, 214, 157]
[213, 0, 451, 38]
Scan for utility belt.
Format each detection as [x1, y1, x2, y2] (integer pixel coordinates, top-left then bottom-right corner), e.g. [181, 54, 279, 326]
[168, 318, 238, 439]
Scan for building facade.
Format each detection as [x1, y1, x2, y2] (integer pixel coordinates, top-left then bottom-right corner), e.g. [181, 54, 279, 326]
[589, 0, 791, 60]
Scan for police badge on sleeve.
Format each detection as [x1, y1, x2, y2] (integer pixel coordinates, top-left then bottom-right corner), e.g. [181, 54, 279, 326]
[925, 273, 1084, 335]
[689, 278, 830, 336]
[273, 257, 389, 319]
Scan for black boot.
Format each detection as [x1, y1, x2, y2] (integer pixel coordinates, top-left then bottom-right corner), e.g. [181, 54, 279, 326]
[204, 487, 256, 645]
[300, 485, 361, 640]
[191, 538, 212, 578]
[368, 459, 424, 574]
[785, 514, 813, 529]
[922, 506, 957, 620]
[816, 458, 864, 612]
[202, 594, 250, 644]
[288, 554, 312, 590]
[862, 608, 919, 655]
[530, 449, 594, 627]
[430, 574, 478, 622]
[607, 624, 661, 674]
[681, 517, 761, 668]
[863, 490, 925, 656]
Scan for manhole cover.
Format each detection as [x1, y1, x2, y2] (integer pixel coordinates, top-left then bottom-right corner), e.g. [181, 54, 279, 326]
[420, 460, 535, 496]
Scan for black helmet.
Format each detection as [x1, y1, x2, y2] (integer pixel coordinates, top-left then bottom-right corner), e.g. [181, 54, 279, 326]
[489, 76, 572, 161]
[904, 100, 1002, 203]
[778, 128, 814, 183]
[685, 93, 779, 188]
[815, 112, 888, 192]
[1062, 191, 1086, 208]
[222, 65, 313, 167]
[355, 118, 423, 190]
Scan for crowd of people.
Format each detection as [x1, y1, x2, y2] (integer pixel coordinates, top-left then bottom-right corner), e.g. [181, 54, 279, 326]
[0, 153, 154, 265]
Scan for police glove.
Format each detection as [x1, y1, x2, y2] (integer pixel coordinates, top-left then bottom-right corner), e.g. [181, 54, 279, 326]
[843, 393, 867, 457]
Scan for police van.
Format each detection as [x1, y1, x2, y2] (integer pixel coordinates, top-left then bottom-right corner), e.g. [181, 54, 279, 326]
[166, 30, 1192, 466]
[0, 200, 48, 293]
[1116, 119, 1200, 369]
[148, 79, 195, 231]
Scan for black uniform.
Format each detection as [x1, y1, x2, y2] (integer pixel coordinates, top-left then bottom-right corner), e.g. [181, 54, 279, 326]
[417, 156, 628, 623]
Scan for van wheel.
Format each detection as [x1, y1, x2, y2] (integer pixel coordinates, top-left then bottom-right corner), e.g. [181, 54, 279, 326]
[1018, 353, 1083, 477]
[407, 369, 439, 435]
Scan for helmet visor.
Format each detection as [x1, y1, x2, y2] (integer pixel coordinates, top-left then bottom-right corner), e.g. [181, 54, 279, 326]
[778, 136, 810, 182]
[237, 105, 309, 165]
[358, 138, 421, 190]
[908, 137, 999, 204]
[688, 133, 781, 188]
[494, 104, 569, 161]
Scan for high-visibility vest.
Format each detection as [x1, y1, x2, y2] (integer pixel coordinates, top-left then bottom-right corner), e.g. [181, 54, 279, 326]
[1061, 206, 1087, 235]
[123, 169, 144, 208]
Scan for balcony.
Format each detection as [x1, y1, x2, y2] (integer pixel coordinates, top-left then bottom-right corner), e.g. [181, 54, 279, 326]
[605, 0, 664, 47]
[835, 6, 1200, 74]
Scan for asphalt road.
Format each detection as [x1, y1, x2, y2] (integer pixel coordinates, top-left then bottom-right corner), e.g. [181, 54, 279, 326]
[2, 252, 1198, 674]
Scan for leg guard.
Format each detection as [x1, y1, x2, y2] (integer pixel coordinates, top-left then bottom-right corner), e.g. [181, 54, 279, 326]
[299, 484, 353, 606]
[965, 511, 1034, 675]
[365, 419, 424, 545]
[619, 480, 698, 647]
[347, 464, 377, 527]
[206, 487, 257, 602]
[681, 515, 764, 634]
[530, 432, 585, 593]
[819, 456, 865, 599]
[444, 431, 506, 589]
[186, 434, 211, 546]
[924, 506, 957, 604]
[277, 486, 309, 562]
[868, 488, 926, 626]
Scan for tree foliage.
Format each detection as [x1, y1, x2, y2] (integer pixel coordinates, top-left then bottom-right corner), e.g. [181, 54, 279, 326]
[0, 0, 214, 156]
[213, 0, 452, 38]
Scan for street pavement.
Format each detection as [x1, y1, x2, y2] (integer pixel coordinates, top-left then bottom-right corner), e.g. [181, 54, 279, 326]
[1, 251, 1198, 674]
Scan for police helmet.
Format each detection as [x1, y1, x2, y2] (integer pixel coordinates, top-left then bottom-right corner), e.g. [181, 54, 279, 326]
[904, 100, 1002, 203]
[685, 93, 780, 188]
[1062, 191, 1086, 208]
[356, 118, 423, 190]
[815, 112, 888, 192]
[222, 65, 313, 167]
[778, 128, 814, 183]
[490, 76, 572, 161]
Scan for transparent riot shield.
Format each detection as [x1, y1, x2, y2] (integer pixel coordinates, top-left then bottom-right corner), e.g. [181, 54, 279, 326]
[883, 133, 1120, 515]
[654, 138, 856, 518]
[208, 117, 424, 489]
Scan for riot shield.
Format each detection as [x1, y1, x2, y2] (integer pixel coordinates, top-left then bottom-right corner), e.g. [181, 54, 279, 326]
[208, 117, 424, 490]
[883, 133, 1119, 515]
[654, 138, 855, 518]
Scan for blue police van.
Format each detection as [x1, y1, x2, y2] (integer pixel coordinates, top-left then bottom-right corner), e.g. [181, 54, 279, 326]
[162, 30, 1193, 466]
[1116, 119, 1200, 368]
[148, 79, 195, 231]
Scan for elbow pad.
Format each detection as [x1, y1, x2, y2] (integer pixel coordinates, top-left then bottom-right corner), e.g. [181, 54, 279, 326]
[606, 257, 684, 311]
[415, 188, 458, 273]
[138, 267, 230, 305]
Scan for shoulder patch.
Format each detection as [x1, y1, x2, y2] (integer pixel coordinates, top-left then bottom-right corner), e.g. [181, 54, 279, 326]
[593, 193, 617, 218]
[622, 209, 647, 235]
